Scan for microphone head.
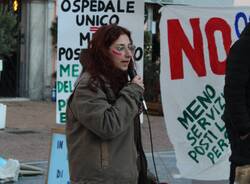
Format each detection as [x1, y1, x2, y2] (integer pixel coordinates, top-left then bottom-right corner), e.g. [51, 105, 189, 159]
[128, 59, 137, 80]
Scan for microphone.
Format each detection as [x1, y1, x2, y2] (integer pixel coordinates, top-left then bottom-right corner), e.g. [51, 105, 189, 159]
[128, 64, 137, 81]
[128, 60, 148, 111]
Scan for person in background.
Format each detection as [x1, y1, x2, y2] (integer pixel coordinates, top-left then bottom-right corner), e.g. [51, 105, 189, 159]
[66, 24, 148, 184]
[223, 23, 250, 184]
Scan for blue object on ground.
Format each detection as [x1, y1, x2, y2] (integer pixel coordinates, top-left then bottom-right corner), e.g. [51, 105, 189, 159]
[0, 156, 7, 167]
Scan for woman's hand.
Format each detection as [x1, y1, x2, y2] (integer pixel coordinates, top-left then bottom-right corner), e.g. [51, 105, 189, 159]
[131, 75, 144, 90]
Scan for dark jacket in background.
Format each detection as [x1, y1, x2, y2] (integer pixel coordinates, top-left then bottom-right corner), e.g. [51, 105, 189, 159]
[223, 23, 250, 166]
[66, 72, 147, 184]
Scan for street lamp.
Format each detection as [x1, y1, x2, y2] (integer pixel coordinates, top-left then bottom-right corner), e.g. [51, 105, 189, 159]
[12, 0, 20, 13]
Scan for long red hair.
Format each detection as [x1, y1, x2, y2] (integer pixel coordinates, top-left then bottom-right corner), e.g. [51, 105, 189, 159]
[80, 24, 134, 95]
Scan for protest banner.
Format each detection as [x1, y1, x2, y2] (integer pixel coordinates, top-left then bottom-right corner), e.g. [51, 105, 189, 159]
[56, 0, 144, 124]
[47, 126, 69, 184]
[172, 0, 233, 6]
[160, 5, 250, 180]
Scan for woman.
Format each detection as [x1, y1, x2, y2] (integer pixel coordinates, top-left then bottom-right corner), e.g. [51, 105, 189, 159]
[66, 24, 148, 184]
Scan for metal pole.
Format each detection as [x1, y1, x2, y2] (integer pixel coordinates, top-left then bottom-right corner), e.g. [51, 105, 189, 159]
[0, 59, 2, 81]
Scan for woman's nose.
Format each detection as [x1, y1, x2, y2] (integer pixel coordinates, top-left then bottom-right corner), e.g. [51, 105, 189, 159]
[125, 48, 133, 58]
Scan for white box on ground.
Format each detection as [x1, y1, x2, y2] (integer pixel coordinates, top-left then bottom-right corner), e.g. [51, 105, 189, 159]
[0, 103, 7, 129]
[0, 60, 2, 71]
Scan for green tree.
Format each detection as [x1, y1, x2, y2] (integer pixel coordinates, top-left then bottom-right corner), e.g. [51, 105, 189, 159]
[0, 8, 18, 58]
[144, 31, 160, 102]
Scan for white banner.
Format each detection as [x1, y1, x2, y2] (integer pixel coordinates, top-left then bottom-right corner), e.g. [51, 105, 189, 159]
[172, 0, 234, 6]
[56, 0, 144, 124]
[160, 5, 250, 180]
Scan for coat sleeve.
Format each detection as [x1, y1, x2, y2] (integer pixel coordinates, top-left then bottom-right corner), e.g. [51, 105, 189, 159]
[224, 37, 250, 135]
[70, 80, 143, 140]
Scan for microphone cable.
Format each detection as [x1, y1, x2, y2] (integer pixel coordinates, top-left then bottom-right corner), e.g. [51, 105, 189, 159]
[127, 60, 160, 183]
[143, 105, 160, 184]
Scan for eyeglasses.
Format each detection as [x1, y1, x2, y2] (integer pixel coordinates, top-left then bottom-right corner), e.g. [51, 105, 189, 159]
[112, 44, 136, 53]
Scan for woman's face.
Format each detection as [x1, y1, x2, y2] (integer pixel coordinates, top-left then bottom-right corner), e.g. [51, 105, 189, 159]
[109, 34, 135, 71]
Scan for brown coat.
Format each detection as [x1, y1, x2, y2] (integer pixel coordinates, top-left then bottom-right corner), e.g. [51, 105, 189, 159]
[66, 72, 144, 184]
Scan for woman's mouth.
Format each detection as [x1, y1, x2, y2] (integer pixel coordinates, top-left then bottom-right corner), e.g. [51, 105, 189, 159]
[121, 60, 129, 63]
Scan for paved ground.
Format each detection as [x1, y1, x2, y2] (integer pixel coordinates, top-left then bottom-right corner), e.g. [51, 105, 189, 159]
[0, 99, 55, 162]
[0, 99, 172, 161]
[0, 99, 228, 183]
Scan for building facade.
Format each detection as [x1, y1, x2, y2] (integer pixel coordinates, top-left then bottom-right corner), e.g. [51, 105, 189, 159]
[19, 0, 56, 100]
